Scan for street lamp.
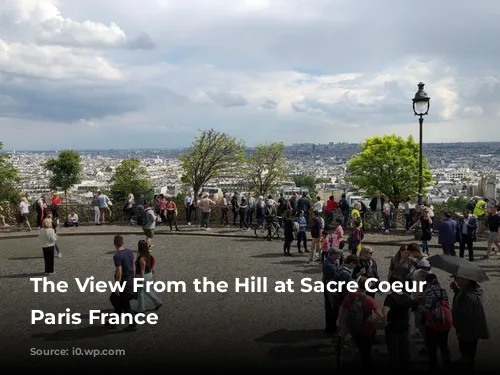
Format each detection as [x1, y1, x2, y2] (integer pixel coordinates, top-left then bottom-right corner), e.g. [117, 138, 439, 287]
[412, 82, 430, 206]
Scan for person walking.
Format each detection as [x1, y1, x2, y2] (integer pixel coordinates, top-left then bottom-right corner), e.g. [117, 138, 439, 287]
[135, 240, 162, 312]
[220, 193, 229, 227]
[369, 191, 384, 230]
[457, 210, 477, 261]
[434, 212, 459, 256]
[142, 203, 156, 249]
[39, 218, 57, 275]
[107, 235, 137, 331]
[485, 204, 500, 259]
[201, 193, 216, 230]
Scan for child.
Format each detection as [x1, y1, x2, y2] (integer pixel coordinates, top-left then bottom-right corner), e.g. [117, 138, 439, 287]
[348, 219, 362, 256]
[321, 231, 330, 262]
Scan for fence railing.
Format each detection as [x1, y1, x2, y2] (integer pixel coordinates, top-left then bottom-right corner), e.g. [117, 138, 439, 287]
[1, 203, 449, 230]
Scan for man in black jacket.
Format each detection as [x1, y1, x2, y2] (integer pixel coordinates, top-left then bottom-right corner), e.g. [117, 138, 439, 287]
[457, 210, 477, 261]
[297, 193, 311, 223]
[369, 191, 384, 230]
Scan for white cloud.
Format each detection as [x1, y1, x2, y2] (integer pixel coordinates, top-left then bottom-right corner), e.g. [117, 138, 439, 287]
[0, 0, 499, 150]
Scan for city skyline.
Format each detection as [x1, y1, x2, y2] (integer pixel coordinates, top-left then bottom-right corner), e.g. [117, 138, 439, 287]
[1, 0, 500, 149]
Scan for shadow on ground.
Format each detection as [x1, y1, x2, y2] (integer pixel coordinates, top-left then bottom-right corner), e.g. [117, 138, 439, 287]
[8, 257, 44, 260]
[0, 272, 45, 278]
[31, 326, 129, 342]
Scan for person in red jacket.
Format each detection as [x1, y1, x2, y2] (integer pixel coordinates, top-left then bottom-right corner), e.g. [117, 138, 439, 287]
[325, 196, 337, 228]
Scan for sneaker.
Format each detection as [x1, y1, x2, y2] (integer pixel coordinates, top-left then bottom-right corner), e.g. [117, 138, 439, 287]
[57, 253, 62, 258]
[384, 230, 390, 233]
[188, 222, 191, 226]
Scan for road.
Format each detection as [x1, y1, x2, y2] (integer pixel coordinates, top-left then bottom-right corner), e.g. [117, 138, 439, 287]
[0, 234, 499, 371]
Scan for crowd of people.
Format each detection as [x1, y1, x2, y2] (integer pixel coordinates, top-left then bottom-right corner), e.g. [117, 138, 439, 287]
[8, 188, 497, 369]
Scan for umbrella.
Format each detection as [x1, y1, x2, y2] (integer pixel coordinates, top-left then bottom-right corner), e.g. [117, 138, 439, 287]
[428, 254, 490, 283]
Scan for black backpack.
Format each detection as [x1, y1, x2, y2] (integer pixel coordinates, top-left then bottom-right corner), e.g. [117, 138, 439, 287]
[345, 294, 366, 336]
[466, 199, 477, 212]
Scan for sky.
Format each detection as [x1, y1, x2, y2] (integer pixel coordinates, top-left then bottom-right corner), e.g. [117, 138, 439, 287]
[0, 0, 499, 150]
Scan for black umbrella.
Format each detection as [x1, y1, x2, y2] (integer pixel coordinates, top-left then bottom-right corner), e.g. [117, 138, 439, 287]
[428, 254, 490, 283]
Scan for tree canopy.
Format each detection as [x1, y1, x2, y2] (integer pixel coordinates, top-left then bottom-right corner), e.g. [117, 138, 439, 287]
[179, 129, 244, 196]
[244, 142, 288, 196]
[110, 159, 153, 204]
[293, 176, 316, 191]
[44, 150, 82, 201]
[347, 134, 433, 206]
[0, 142, 21, 204]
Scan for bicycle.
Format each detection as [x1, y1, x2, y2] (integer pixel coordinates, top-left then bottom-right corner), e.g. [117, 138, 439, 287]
[254, 217, 284, 239]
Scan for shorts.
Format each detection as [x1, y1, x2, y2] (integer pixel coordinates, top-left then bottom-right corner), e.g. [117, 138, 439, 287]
[143, 229, 155, 239]
[488, 231, 499, 245]
[22, 213, 29, 222]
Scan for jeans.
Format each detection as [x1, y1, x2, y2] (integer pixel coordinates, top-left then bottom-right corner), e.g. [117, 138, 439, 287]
[425, 327, 451, 369]
[459, 234, 474, 261]
[296, 231, 307, 251]
[42, 246, 55, 273]
[186, 204, 195, 223]
[94, 206, 100, 224]
[239, 208, 249, 229]
[220, 207, 229, 226]
[421, 239, 429, 254]
[136, 272, 162, 312]
[325, 211, 333, 228]
[384, 215, 391, 231]
[442, 244, 456, 256]
[202, 211, 210, 228]
[405, 214, 412, 230]
[247, 209, 255, 226]
[342, 211, 349, 229]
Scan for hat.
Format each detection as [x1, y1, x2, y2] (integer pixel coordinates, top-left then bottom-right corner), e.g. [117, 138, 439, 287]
[328, 247, 342, 256]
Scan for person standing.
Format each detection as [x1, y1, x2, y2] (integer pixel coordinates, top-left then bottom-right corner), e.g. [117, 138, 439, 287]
[264, 198, 277, 241]
[294, 210, 307, 253]
[107, 235, 137, 331]
[338, 276, 383, 369]
[323, 247, 343, 334]
[283, 210, 294, 256]
[34, 195, 44, 228]
[51, 193, 61, 219]
[387, 245, 413, 281]
[18, 197, 32, 231]
[220, 193, 229, 227]
[135, 194, 147, 226]
[329, 218, 344, 249]
[450, 276, 489, 371]
[339, 193, 350, 229]
[434, 212, 459, 256]
[231, 192, 239, 226]
[410, 208, 433, 255]
[325, 196, 337, 228]
[383, 196, 392, 233]
[135, 240, 162, 312]
[404, 197, 413, 231]
[201, 193, 216, 230]
[184, 191, 195, 225]
[46, 213, 61, 258]
[297, 193, 311, 224]
[92, 193, 100, 225]
[247, 193, 256, 227]
[485, 205, 500, 259]
[239, 193, 249, 230]
[369, 191, 384, 230]
[309, 211, 322, 263]
[458, 210, 477, 261]
[97, 190, 112, 224]
[38, 218, 57, 275]
[142, 203, 156, 249]
[383, 276, 413, 369]
[124, 193, 134, 224]
[165, 196, 179, 231]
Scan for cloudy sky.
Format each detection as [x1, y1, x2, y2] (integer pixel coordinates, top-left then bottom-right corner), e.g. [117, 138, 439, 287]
[0, 0, 498, 150]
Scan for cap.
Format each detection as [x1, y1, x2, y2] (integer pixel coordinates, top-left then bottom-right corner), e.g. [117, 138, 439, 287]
[328, 247, 343, 256]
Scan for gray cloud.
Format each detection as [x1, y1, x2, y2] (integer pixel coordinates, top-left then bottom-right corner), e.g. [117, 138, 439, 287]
[206, 91, 248, 108]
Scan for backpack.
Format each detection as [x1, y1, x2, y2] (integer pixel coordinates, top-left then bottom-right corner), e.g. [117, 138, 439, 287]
[265, 206, 275, 217]
[466, 199, 477, 212]
[340, 199, 348, 211]
[345, 294, 366, 336]
[425, 288, 453, 332]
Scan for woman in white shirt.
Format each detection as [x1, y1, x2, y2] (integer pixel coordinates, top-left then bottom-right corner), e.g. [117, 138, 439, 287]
[39, 218, 57, 275]
[18, 197, 32, 231]
[383, 197, 392, 233]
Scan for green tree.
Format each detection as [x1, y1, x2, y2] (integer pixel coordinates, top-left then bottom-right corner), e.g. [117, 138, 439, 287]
[179, 129, 244, 196]
[44, 150, 82, 207]
[293, 176, 316, 191]
[0, 142, 21, 204]
[347, 134, 433, 208]
[244, 142, 288, 196]
[110, 159, 153, 204]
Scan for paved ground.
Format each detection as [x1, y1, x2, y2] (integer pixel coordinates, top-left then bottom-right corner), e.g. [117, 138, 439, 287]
[0, 234, 499, 371]
[0, 223, 491, 250]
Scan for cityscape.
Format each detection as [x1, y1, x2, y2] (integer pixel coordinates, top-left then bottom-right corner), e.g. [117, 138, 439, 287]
[3, 141, 500, 207]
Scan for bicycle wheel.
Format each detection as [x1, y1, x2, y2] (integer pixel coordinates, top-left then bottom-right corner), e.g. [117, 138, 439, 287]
[254, 226, 268, 238]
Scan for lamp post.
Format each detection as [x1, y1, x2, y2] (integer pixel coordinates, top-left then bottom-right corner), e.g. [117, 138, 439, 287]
[412, 82, 430, 206]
